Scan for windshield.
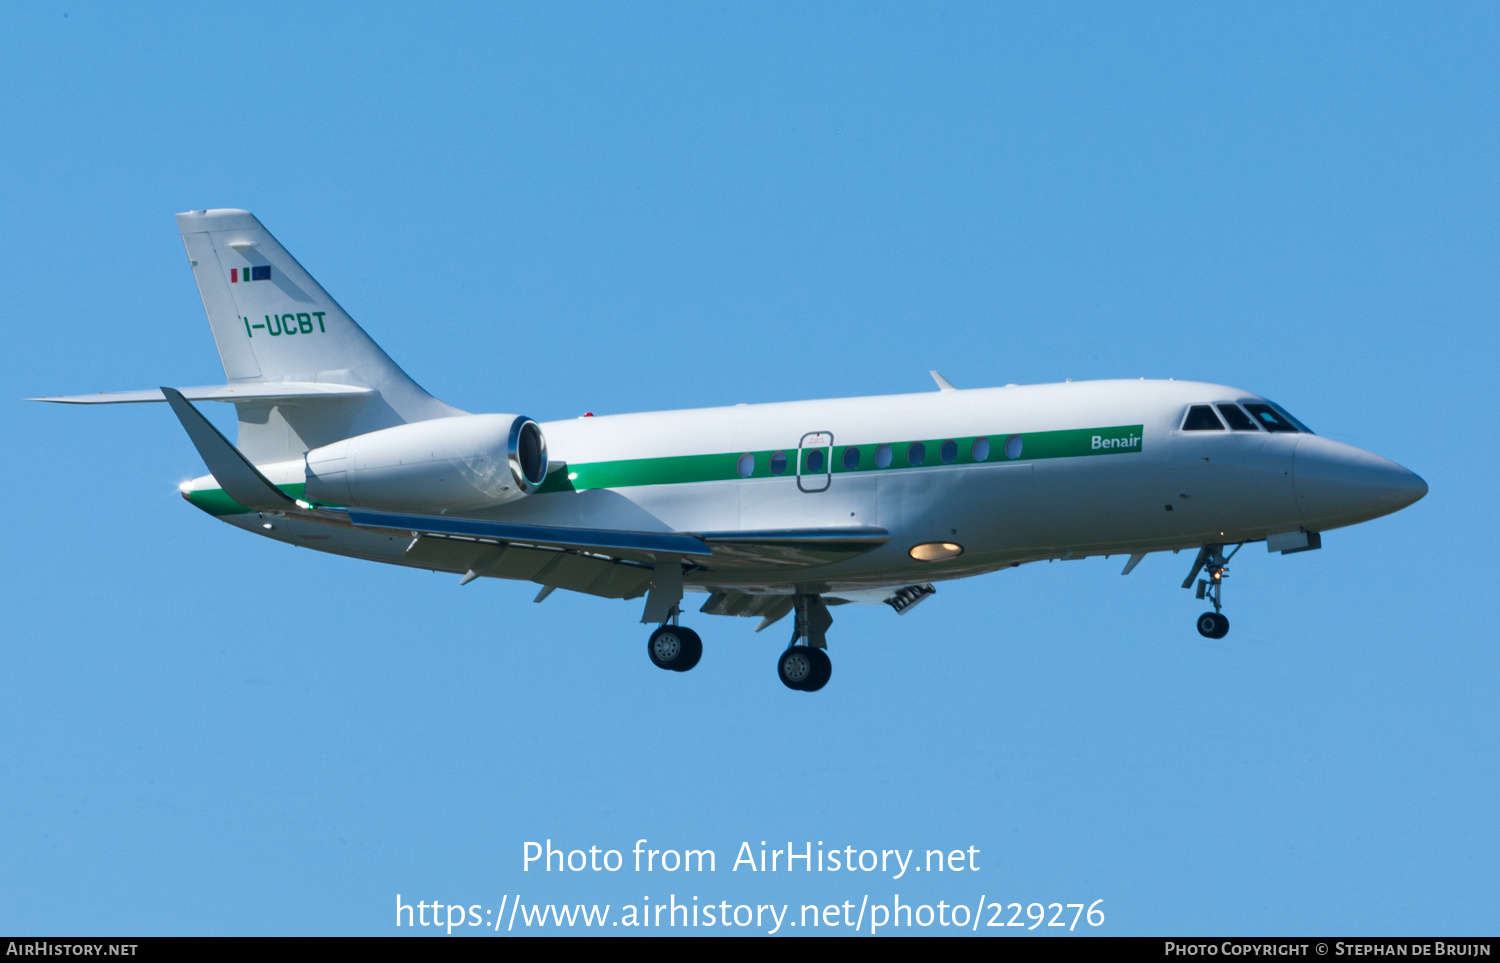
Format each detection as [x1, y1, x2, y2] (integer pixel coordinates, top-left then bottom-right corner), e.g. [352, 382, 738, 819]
[1266, 400, 1313, 433]
[1242, 402, 1307, 433]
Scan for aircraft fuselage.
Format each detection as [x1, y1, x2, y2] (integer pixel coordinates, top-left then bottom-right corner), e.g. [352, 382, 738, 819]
[196, 377, 1424, 598]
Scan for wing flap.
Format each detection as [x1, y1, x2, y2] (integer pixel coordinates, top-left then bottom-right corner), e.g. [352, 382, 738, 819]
[698, 527, 889, 568]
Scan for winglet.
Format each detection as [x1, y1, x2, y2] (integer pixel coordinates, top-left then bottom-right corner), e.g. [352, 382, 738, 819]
[161, 387, 297, 513]
[929, 371, 957, 392]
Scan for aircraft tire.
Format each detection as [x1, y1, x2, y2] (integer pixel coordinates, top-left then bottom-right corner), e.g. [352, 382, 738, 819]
[648, 625, 699, 671]
[1196, 612, 1230, 639]
[803, 647, 832, 692]
[777, 647, 815, 691]
[674, 628, 703, 672]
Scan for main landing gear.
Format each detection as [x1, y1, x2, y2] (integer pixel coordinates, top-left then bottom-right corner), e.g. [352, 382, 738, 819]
[1182, 543, 1242, 639]
[646, 608, 701, 672]
[778, 594, 833, 692]
[643, 595, 836, 691]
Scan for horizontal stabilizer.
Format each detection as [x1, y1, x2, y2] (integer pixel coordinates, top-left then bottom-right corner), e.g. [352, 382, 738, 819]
[345, 509, 713, 558]
[31, 382, 375, 405]
[161, 387, 297, 513]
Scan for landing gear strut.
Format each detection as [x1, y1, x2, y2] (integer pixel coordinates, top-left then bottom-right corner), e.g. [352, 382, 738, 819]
[1183, 543, 1241, 639]
[778, 594, 833, 691]
[647, 606, 702, 672]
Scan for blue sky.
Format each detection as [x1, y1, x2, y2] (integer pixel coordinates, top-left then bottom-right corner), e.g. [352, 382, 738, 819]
[2, 2, 1495, 935]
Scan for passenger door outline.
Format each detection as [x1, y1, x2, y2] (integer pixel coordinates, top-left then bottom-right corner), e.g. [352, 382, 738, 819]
[798, 431, 833, 493]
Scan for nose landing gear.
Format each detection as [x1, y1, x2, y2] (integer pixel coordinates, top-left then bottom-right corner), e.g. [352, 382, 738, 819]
[1196, 611, 1230, 639]
[1183, 543, 1241, 638]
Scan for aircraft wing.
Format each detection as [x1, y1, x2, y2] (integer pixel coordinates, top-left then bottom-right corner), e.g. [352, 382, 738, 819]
[340, 512, 888, 570]
[343, 508, 712, 558]
[335, 514, 886, 606]
[338, 514, 885, 604]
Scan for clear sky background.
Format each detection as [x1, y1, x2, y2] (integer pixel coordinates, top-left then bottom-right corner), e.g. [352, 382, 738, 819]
[2, 2, 1495, 936]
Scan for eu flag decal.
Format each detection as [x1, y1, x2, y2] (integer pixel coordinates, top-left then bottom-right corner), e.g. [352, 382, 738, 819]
[230, 266, 272, 283]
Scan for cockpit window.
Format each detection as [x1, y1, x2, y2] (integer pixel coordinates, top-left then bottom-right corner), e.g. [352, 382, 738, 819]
[1266, 400, 1314, 434]
[1216, 403, 1258, 431]
[1182, 405, 1225, 430]
[1243, 403, 1298, 432]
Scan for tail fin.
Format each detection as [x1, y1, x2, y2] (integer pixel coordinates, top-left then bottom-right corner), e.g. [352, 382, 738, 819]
[176, 209, 462, 462]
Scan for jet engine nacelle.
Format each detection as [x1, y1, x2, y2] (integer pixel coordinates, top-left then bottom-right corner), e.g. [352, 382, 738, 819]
[303, 413, 548, 512]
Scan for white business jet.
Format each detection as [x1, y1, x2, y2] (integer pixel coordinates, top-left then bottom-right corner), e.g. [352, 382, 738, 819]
[36, 210, 1428, 691]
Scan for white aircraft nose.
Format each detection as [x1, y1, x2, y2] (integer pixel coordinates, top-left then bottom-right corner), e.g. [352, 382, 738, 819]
[1292, 435, 1428, 530]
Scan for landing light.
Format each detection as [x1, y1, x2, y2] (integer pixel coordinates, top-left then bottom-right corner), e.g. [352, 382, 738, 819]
[910, 542, 963, 562]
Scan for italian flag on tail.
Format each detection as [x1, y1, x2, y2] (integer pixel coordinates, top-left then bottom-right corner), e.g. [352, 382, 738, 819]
[231, 266, 271, 283]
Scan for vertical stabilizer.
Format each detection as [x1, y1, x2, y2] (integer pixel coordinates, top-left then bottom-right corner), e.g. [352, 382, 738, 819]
[176, 209, 462, 462]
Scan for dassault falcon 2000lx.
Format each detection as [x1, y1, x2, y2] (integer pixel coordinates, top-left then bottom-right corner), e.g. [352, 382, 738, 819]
[37, 210, 1428, 691]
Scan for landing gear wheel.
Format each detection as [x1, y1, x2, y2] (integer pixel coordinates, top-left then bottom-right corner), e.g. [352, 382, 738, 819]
[648, 625, 702, 671]
[777, 646, 832, 691]
[804, 647, 832, 692]
[777, 647, 815, 690]
[675, 628, 702, 671]
[1196, 612, 1230, 639]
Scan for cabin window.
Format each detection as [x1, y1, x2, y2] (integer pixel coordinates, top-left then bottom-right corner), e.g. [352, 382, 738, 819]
[1182, 405, 1225, 430]
[1004, 434, 1023, 459]
[737, 453, 755, 477]
[769, 451, 788, 475]
[972, 437, 991, 461]
[1243, 403, 1298, 433]
[875, 443, 893, 468]
[1216, 404, 1258, 431]
[907, 442, 927, 466]
[940, 440, 958, 463]
[842, 447, 861, 470]
[805, 449, 826, 473]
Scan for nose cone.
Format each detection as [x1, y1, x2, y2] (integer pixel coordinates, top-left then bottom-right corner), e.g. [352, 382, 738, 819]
[1293, 435, 1428, 530]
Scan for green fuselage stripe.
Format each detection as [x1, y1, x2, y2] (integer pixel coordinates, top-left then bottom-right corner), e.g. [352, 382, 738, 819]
[541, 425, 1144, 493]
[187, 425, 1144, 512]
